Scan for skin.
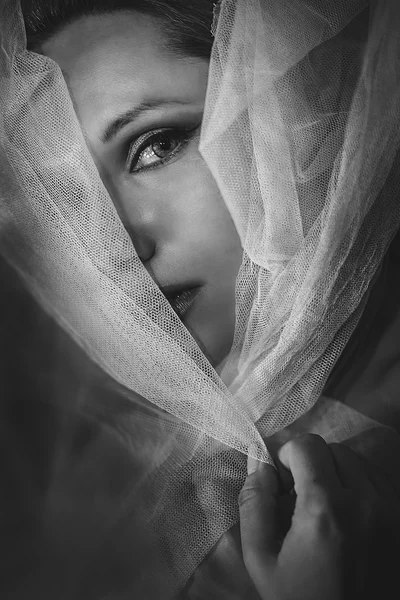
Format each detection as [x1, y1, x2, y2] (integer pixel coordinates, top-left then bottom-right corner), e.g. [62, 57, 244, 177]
[240, 434, 400, 600]
[30, 13, 400, 599]
[42, 11, 243, 368]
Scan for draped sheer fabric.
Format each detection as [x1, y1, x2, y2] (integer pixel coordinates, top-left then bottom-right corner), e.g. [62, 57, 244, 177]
[1, 0, 400, 597]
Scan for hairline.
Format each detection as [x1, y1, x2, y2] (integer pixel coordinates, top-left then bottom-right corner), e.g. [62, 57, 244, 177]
[27, 7, 212, 61]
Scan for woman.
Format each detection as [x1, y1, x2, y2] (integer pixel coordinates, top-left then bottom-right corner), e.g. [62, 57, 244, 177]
[22, 0, 243, 369]
[1, 0, 400, 597]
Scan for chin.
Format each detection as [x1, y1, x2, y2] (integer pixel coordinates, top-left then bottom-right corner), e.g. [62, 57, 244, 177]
[183, 289, 236, 368]
[191, 325, 234, 370]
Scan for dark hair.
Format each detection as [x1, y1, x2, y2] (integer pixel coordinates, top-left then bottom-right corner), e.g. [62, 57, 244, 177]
[21, 0, 215, 59]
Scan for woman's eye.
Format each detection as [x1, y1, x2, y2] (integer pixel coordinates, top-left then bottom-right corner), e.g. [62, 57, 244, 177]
[127, 128, 198, 174]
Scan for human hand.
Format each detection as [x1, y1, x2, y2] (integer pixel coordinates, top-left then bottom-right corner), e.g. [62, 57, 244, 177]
[239, 434, 399, 600]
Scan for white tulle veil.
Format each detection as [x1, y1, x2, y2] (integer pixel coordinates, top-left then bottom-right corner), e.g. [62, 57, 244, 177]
[1, 0, 400, 596]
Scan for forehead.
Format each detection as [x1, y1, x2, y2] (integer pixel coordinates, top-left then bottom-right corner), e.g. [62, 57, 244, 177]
[42, 12, 207, 137]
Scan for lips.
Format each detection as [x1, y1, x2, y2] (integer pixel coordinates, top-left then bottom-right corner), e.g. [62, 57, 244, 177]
[160, 284, 202, 319]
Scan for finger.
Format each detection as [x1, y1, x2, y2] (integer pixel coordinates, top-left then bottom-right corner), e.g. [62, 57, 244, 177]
[347, 430, 400, 507]
[330, 442, 398, 507]
[239, 459, 280, 583]
[264, 436, 294, 494]
[277, 434, 342, 498]
[328, 443, 384, 592]
[329, 443, 377, 494]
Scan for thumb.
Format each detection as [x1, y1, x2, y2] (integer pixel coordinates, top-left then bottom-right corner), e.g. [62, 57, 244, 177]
[239, 457, 280, 584]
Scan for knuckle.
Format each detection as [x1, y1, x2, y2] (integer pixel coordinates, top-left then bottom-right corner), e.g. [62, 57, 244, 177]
[303, 489, 345, 542]
[308, 505, 342, 540]
[305, 486, 331, 512]
[305, 488, 333, 518]
[317, 516, 344, 545]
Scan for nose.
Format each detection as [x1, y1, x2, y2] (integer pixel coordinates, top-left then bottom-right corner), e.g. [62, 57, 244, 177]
[102, 176, 158, 264]
[125, 225, 156, 263]
[110, 186, 157, 263]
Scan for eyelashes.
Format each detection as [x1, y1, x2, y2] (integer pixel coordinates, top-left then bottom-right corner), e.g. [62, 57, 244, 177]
[126, 125, 201, 174]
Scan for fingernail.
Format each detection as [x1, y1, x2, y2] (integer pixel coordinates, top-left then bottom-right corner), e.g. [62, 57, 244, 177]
[247, 455, 261, 475]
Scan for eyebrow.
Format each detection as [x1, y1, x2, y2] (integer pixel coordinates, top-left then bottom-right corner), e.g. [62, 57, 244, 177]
[101, 100, 192, 144]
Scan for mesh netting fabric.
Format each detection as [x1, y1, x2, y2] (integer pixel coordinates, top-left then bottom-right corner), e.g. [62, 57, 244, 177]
[1, 0, 400, 597]
[201, 0, 400, 431]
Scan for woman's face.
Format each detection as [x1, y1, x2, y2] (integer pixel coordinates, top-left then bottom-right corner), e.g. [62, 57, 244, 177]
[42, 11, 243, 368]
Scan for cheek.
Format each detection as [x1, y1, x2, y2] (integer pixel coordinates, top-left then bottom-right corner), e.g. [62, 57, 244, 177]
[102, 156, 243, 286]
[169, 160, 242, 257]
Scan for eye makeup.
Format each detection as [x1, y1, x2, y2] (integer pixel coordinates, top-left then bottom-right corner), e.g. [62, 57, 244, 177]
[126, 124, 201, 174]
